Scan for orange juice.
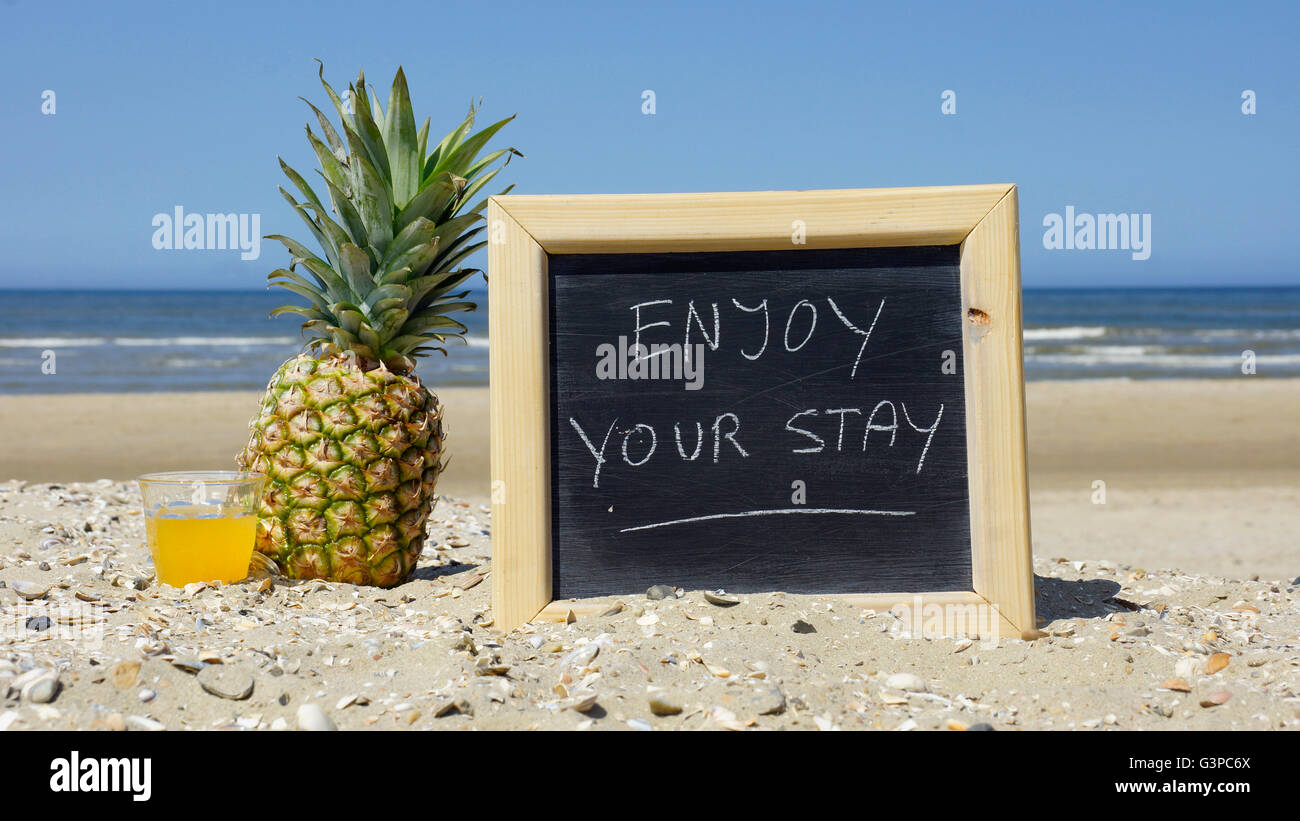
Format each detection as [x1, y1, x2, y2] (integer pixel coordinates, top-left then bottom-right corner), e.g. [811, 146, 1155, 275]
[145, 506, 257, 586]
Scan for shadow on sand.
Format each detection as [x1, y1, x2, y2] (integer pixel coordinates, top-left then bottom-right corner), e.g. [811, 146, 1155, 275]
[1033, 573, 1140, 627]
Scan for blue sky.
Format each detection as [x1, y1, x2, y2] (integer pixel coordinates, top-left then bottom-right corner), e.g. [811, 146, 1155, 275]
[1, 0, 1296, 289]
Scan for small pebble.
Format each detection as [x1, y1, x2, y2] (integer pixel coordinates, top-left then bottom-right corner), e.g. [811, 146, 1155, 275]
[645, 585, 676, 601]
[297, 703, 337, 731]
[22, 674, 60, 704]
[648, 689, 683, 716]
[750, 685, 786, 716]
[884, 673, 926, 693]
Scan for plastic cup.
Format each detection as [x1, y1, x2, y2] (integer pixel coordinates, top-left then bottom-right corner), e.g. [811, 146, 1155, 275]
[136, 471, 266, 587]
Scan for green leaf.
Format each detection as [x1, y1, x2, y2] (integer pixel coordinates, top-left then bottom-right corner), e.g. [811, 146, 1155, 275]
[347, 73, 391, 184]
[432, 239, 485, 274]
[335, 307, 365, 336]
[458, 165, 505, 210]
[369, 90, 386, 138]
[305, 126, 349, 195]
[423, 104, 476, 179]
[357, 323, 381, 354]
[431, 115, 516, 179]
[279, 158, 324, 211]
[422, 300, 476, 316]
[398, 173, 464, 232]
[386, 238, 442, 281]
[416, 117, 429, 164]
[383, 67, 420, 209]
[299, 97, 344, 157]
[268, 266, 329, 298]
[319, 175, 370, 250]
[314, 59, 350, 130]
[466, 182, 513, 217]
[399, 314, 469, 336]
[464, 146, 522, 183]
[340, 123, 394, 253]
[270, 304, 328, 322]
[296, 255, 352, 301]
[427, 214, 483, 257]
[270, 281, 332, 312]
[294, 200, 350, 268]
[380, 216, 437, 272]
[375, 306, 409, 338]
[337, 243, 375, 299]
[414, 274, 476, 311]
[361, 283, 412, 315]
[277, 188, 338, 269]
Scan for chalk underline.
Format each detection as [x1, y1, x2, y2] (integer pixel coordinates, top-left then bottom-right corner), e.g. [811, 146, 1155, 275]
[619, 507, 916, 533]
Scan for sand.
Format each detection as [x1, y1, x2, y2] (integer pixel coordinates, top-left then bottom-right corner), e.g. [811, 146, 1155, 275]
[0, 388, 491, 502]
[0, 379, 1297, 731]
[1, 379, 1295, 579]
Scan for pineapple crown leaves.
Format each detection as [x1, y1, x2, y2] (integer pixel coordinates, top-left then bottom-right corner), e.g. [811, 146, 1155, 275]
[269, 61, 522, 371]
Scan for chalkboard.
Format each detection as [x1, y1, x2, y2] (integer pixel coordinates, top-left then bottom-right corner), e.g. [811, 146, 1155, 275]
[547, 245, 971, 599]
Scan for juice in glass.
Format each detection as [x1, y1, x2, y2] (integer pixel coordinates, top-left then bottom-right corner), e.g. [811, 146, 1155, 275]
[137, 471, 265, 587]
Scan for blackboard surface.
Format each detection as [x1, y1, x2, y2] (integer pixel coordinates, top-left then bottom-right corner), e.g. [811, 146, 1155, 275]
[548, 246, 970, 599]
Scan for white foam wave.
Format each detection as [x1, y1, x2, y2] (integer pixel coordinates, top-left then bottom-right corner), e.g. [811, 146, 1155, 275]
[0, 337, 107, 348]
[1029, 352, 1300, 368]
[1022, 326, 1108, 341]
[113, 336, 297, 347]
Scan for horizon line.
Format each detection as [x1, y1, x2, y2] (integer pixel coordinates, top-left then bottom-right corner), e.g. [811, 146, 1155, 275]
[1, 283, 1296, 293]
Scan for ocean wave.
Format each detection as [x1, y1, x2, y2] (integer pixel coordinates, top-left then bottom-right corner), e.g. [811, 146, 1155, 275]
[1022, 326, 1108, 341]
[0, 337, 107, 348]
[1025, 345, 1168, 358]
[1029, 352, 1300, 368]
[113, 336, 297, 347]
[162, 357, 245, 368]
[0, 336, 297, 348]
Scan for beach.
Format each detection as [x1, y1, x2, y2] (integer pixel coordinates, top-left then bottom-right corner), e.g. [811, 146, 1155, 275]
[2, 379, 1296, 577]
[0, 379, 1297, 731]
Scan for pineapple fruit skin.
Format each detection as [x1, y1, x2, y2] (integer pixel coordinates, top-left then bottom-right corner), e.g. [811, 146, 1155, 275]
[237, 353, 443, 586]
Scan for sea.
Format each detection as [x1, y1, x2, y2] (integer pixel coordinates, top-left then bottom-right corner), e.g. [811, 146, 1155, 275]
[0, 287, 1296, 394]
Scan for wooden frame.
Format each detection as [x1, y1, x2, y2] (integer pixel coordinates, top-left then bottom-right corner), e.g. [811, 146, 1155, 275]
[488, 184, 1035, 639]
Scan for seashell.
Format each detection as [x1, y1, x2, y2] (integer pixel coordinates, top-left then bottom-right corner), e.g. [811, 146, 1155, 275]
[11, 580, 49, 600]
[125, 715, 165, 731]
[246, 552, 281, 579]
[1174, 656, 1201, 680]
[197, 665, 254, 700]
[171, 657, 206, 674]
[562, 691, 599, 712]
[704, 589, 740, 606]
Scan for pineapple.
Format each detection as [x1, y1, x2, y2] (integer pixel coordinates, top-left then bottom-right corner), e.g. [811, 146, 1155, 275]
[237, 63, 519, 586]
